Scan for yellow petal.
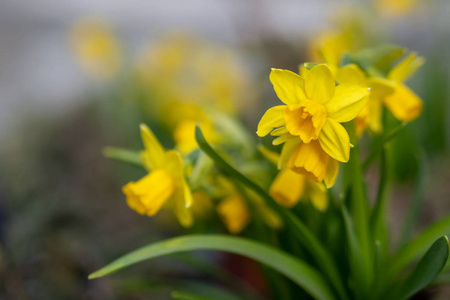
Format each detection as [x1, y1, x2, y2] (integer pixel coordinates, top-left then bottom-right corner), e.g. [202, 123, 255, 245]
[257, 105, 286, 137]
[217, 196, 250, 234]
[307, 181, 328, 211]
[287, 140, 329, 182]
[269, 69, 307, 105]
[367, 77, 396, 98]
[384, 84, 423, 122]
[272, 135, 289, 146]
[270, 126, 288, 136]
[318, 119, 350, 162]
[388, 52, 424, 83]
[163, 150, 184, 179]
[140, 124, 166, 170]
[173, 190, 193, 227]
[355, 105, 370, 136]
[324, 158, 339, 188]
[304, 64, 335, 104]
[122, 169, 175, 216]
[278, 138, 301, 169]
[335, 64, 365, 84]
[325, 83, 370, 123]
[368, 97, 383, 133]
[270, 169, 306, 207]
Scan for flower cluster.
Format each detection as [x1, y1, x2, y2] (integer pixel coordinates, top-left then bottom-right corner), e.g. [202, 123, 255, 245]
[258, 64, 370, 190]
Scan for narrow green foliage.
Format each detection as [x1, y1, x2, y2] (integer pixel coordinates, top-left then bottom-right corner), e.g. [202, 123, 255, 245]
[103, 146, 142, 167]
[195, 126, 348, 300]
[89, 235, 336, 300]
[390, 236, 449, 300]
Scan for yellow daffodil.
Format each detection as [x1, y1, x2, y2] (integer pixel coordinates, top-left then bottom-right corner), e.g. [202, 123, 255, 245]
[335, 64, 395, 135]
[213, 175, 281, 234]
[70, 17, 122, 80]
[217, 195, 250, 234]
[376, 0, 418, 17]
[259, 145, 329, 210]
[309, 32, 354, 75]
[257, 64, 369, 184]
[270, 169, 328, 211]
[173, 117, 220, 154]
[383, 53, 424, 122]
[123, 124, 193, 227]
[135, 34, 253, 118]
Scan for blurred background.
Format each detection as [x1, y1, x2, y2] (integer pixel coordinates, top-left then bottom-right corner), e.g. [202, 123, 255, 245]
[0, 0, 449, 299]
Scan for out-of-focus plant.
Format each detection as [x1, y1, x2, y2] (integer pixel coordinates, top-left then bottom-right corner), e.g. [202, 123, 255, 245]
[70, 17, 122, 81]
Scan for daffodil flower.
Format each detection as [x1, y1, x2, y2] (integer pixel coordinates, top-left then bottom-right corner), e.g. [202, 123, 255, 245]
[270, 168, 328, 211]
[259, 145, 329, 209]
[257, 64, 369, 184]
[70, 17, 122, 80]
[122, 124, 193, 227]
[217, 195, 250, 234]
[335, 64, 396, 135]
[383, 53, 424, 122]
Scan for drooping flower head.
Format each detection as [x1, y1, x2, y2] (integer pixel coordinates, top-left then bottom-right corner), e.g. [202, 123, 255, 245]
[259, 145, 329, 210]
[257, 64, 370, 186]
[122, 124, 193, 227]
[348, 52, 424, 135]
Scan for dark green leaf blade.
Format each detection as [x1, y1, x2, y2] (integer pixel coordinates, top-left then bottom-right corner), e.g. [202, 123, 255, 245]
[89, 235, 336, 300]
[393, 236, 449, 300]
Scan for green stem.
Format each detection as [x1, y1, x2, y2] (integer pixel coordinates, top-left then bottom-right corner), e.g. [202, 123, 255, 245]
[343, 122, 373, 289]
[362, 122, 407, 171]
[371, 146, 390, 254]
[195, 126, 348, 300]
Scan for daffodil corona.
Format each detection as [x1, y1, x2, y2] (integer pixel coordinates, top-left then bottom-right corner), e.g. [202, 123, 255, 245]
[122, 124, 193, 227]
[258, 64, 369, 185]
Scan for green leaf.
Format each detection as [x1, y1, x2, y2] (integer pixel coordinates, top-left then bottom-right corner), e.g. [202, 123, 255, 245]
[349, 44, 406, 75]
[89, 235, 336, 300]
[341, 207, 370, 297]
[391, 236, 449, 300]
[342, 122, 373, 285]
[103, 146, 143, 167]
[389, 217, 450, 276]
[195, 126, 348, 300]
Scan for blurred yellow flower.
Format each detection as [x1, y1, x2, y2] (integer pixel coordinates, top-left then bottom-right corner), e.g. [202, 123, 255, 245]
[270, 169, 328, 211]
[383, 53, 424, 122]
[213, 175, 281, 234]
[309, 32, 354, 75]
[123, 124, 193, 227]
[257, 64, 370, 167]
[376, 0, 418, 17]
[259, 145, 330, 209]
[162, 102, 220, 154]
[70, 17, 122, 80]
[135, 34, 253, 118]
[335, 64, 395, 135]
[217, 195, 250, 234]
[308, 10, 368, 73]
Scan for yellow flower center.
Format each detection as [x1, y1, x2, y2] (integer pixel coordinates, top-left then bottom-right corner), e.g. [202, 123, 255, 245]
[283, 100, 327, 143]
